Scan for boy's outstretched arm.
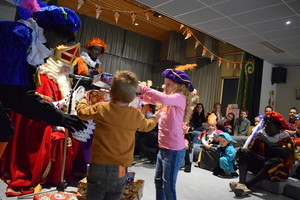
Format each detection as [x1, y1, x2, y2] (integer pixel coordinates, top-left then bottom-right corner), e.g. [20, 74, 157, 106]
[76, 92, 98, 121]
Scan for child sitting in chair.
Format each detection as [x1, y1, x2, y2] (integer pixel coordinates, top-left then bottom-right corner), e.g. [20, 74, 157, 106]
[213, 132, 238, 178]
[194, 113, 222, 169]
[198, 113, 221, 149]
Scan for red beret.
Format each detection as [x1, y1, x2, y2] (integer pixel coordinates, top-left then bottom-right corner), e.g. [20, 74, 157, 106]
[266, 111, 289, 130]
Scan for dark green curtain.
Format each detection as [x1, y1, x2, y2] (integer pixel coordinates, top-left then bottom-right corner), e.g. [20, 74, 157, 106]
[236, 53, 263, 124]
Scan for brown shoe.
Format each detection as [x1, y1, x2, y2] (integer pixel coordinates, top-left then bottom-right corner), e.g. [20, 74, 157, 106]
[218, 173, 233, 179]
[233, 183, 251, 197]
[229, 182, 239, 190]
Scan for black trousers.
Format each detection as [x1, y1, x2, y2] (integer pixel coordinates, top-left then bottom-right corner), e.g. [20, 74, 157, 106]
[237, 148, 281, 188]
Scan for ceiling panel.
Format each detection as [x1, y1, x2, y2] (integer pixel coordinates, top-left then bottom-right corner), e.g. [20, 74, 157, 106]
[237, 43, 268, 51]
[245, 15, 300, 33]
[282, 45, 300, 52]
[196, 0, 228, 6]
[230, 4, 294, 25]
[270, 36, 300, 47]
[286, 0, 300, 14]
[245, 48, 274, 56]
[210, 27, 252, 39]
[135, 0, 300, 66]
[211, 0, 283, 16]
[290, 50, 300, 58]
[155, 0, 205, 17]
[194, 17, 239, 32]
[258, 27, 300, 41]
[225, 35, 263, 45]
[176, 8, 223, 25]
[134, 0, 171, 8]
[262, 54, 299, 65]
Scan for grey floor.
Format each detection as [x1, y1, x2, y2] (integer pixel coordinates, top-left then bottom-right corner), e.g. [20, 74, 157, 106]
[0, 161, 294, 200]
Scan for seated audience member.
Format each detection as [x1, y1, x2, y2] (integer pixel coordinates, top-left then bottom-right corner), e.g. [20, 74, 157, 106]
[200, 113, 220, 150]
[190, 103, 207, 132]
[218, 112, 235, 135]
[76, 70, 160, 200]
[290, 121, 300, 180]
[146, 79, 153, 87]
[254, 115, 264, 126]
[135, 126, 159, 165]
[191, 89, 199, 109]
[230, 111, 295, 197]
[212, 103, 223, 122]
[285, 107, 298, 135]
[234, 109, 250, 136]
[194, 113, 222, 169]
[182, 123, 193, 173]
[213, 132, 238, 178]
[135, 103, 157, 161]
[264, 105, 273, 115]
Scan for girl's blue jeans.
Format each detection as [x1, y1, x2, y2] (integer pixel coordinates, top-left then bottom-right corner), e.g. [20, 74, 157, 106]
[155, 147, 185, 200]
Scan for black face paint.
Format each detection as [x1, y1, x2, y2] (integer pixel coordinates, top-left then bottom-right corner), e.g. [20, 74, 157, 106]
[264, 117, 280, 136]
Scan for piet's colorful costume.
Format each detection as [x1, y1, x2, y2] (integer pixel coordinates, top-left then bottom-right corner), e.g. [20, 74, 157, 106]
[73, 37, 108, 76]
[0, 44, 85, 196]
[0, 4, 84, 151]
[0, 2, 86, 197]
[233, 111, 295, 196]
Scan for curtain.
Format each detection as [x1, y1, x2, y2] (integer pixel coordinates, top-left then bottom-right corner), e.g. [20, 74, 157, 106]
[167, 31, 186, 64]
[74, 14, 221, 112]
[236, 53, 263, 123]
[186, 60, 221, 112]
[74, 14, 160, 81]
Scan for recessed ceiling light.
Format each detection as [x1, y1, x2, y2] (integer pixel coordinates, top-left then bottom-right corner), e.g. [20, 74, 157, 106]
[286, 20, 291, 25]
[134, 23, 139, 26]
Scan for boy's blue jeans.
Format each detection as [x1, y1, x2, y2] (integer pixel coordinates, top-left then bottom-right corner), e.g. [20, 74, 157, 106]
[87, 163, 127, 200]
[155, 148, 185, 200]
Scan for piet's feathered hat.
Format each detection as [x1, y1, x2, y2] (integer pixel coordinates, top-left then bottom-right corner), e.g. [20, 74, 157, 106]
[13, 0, 80, 32]
[33, 6, 80, 32]
[85, 37, 108, 54]
[162, 68, 194, 92]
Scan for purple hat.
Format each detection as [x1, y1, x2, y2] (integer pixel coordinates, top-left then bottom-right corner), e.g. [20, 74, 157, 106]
[162, 69, 194, 92]
[33, 5, 80, 32]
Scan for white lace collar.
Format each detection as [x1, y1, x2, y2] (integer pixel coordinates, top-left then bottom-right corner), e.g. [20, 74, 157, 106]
[19, 18, 52, 66]
[80, 52, 101, 68]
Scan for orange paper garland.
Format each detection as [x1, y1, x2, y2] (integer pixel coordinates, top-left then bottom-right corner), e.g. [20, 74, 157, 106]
[181, 26, 244, 69]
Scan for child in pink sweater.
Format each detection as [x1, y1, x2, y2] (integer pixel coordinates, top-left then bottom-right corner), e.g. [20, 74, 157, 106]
[137, 69, 194, 200]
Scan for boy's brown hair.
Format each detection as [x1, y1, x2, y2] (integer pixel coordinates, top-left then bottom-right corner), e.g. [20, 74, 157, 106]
[110, 70, 138, 103]
[240, 109, 248, 116]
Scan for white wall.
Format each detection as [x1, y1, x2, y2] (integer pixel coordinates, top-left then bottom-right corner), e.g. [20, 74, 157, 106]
[275, 66, 300, 118]
[259, 61, 276, 114]
[260, 62, 300, 118]
[0, 1, 16, 21]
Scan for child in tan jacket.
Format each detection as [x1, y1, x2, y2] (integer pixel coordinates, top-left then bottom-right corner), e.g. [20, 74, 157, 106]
[77, 70, 160, 200]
